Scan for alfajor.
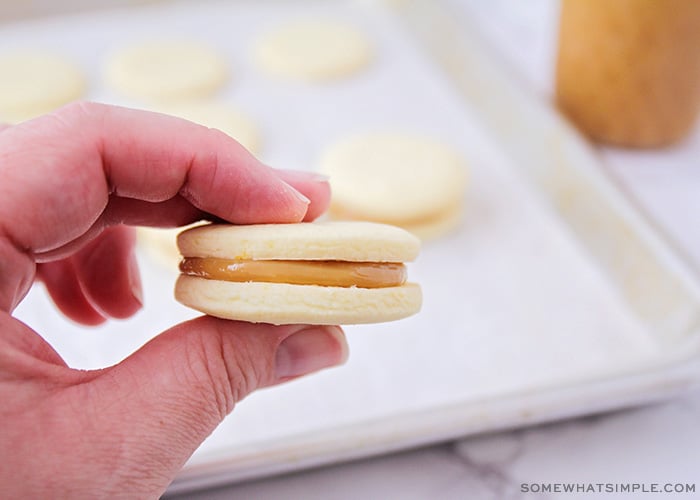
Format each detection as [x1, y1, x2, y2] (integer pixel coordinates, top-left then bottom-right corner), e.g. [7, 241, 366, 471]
[174, 221, 422, 325]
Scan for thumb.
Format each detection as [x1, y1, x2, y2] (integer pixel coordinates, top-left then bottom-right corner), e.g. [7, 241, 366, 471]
[87, 317, 347, 496]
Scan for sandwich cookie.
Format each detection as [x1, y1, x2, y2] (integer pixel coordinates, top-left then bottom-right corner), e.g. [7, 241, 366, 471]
[175, 221, 422, 325]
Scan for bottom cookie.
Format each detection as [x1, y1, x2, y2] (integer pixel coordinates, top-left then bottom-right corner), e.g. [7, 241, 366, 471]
[175, 276, 422, 325]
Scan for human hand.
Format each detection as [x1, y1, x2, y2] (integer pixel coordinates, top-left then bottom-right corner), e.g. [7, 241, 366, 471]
[0, 103, 348, 499]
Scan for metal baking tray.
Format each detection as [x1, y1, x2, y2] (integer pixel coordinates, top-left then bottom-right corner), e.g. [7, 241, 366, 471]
[6, 0, 700, 494]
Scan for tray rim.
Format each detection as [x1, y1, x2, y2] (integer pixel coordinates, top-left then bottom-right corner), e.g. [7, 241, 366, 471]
[168, 355, 700, 494]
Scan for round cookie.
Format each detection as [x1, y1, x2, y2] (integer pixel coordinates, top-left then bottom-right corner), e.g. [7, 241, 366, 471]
[157, 101, 261, 154]
[104, 40, 228, 101]
[175, 221, 422, 325]
[254, 20, 372, 81]
[319, 133, 468, 240]
[0, 51, 86, 123]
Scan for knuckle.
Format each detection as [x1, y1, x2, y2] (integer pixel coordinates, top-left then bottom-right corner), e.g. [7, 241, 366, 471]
[25, 101, 109, 141]
[52, 101, 106, 125]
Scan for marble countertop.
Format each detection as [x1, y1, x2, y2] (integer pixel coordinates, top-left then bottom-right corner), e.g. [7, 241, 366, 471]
[168, 1, 700, 498]
[172, 392, 700, 499]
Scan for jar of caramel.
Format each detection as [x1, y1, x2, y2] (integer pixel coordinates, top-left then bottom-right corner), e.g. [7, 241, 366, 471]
[555, 0, 700, 148]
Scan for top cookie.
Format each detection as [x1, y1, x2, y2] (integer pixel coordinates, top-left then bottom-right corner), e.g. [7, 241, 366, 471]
[177, 221, 420, 263]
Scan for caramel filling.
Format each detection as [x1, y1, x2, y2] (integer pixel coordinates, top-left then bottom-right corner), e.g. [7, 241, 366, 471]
[179, 258, 406, 288]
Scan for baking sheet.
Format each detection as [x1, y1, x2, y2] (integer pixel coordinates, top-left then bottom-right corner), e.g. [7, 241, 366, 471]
[4, 0, 700, 493]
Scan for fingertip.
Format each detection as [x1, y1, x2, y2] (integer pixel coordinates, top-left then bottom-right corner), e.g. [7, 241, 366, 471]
[74, 225, 143, 320]
[274, 325, 348, 381]
[280, 181, 311, 222]
[330, 325, 349, 365]
[126, 247, 144, 311]
[286, 182, 311, 205]
[275, 169, 332, 221]
[302, 180, 331, 221]
[37, 260, 107, 326]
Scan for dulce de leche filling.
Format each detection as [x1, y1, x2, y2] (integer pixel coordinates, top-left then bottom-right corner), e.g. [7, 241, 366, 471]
[179, 258, 407, 288]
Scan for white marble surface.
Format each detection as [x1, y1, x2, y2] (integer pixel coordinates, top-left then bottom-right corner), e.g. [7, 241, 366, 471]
[168, 1, 700, 498]
[170, 393, 700, 499]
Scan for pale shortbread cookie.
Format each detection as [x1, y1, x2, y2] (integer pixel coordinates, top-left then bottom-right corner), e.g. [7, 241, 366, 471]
[397, 202, 465, 242]
[254, 21, 372, 81]
[104, 40, 227, 101]
[0, 51, 86, 123]
[175, 278, 421, 325]
[175, 221, 422, 325]
[177, 221, 420, 262]
[319, 133, 468, 240]
[157, 101, 261, 154]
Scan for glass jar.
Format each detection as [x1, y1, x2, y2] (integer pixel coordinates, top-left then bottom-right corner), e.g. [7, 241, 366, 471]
[555, 0, 700, 148]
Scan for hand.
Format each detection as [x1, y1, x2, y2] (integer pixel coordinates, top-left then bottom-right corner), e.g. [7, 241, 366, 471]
[0, 103, 348, 499]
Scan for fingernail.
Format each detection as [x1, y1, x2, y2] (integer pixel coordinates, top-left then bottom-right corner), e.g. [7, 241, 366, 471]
[275, 326, 348, 380]
[279, 179, 311, 206]
[128, 252, 143, 307]
[289, 186, 311, 205]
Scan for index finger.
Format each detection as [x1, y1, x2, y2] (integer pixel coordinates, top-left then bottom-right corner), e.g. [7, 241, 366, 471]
[0, 102, 311, 257]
